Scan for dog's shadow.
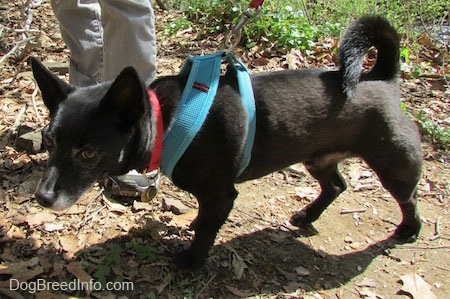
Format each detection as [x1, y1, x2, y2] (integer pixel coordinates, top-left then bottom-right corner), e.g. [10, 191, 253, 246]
[19, 215, 396, 298]
[193, 226, 396, 297]
[0, 206, 399, 298]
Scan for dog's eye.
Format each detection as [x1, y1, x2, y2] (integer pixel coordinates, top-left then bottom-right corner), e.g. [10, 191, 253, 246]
[80, 149, 97, 160]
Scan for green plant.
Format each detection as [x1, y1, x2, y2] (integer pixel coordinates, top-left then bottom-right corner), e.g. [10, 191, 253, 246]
[172, 1, 345, 50]
[164, 18, 192, 35]
[92, 243, 122, 286]
[401, 106, 449, 150]
[126, 243, 158, 262]
[244, 6, 313, 50]
[90, 242, 158, 287]
[180, 278, 195, 298]
[93, 263, 111, 287]
[184, 0, 243, 34]
[400, 47, 426, 78]
[417, 111, 450, 149]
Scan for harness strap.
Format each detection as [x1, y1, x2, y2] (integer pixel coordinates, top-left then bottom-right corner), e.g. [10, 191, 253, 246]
[225, 53, 256, 175]
[160, 51, 223, 180]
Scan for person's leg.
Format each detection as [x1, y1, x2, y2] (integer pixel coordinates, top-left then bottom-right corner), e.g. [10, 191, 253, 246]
[50, 0, 159, 199]
[99, 0, 157, 86]
[51, 0, 104, 86]
[98, 0, 159, 200]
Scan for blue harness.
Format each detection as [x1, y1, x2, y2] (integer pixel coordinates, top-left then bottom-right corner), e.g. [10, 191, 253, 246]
[160, 51, 256, 180]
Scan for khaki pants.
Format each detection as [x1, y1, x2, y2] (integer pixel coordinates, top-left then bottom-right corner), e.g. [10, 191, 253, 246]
[51, 0, 157, 87]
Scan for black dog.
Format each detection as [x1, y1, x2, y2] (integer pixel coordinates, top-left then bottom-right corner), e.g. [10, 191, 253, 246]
[32, 16, 422, 269]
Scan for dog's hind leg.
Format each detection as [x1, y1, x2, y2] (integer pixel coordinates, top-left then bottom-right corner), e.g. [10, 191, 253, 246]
[363, 147, 422, 242]
[175, 185, 238, 269]
[290, 158, 347, 228]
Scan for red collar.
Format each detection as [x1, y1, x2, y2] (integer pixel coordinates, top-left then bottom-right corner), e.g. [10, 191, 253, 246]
[147, 89, 163, 171]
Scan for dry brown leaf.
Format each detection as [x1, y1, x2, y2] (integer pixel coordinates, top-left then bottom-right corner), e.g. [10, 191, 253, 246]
[172, 210, 197, 228]
[85, 233, 102, 245]
[399, 273, 437, 299]
[293, 186, 318, 202]
[66, 262, 92, 282]
[133, 200, 153, 212]
[252, 57, 270, 66]
[63, 204, 88, 214]
[137, 264, 161, 283]
[231, 253, 247, 280]
[0, 218, 11, 236]
[59, 234, 80, 259]
[103, 195, 128, 214]
[224, 285, 254, 298]
[283, 53, 299, 69]
[25, 211, 57, 226]
[0, 257, 44, 288]
[356, 278, 377, 288]
[0, 288, 26, 299]
[34, 290, 68, 299]
[357, 287, 384, 299]
[66, 262, 93, 295]
[43, 222, 65, 232]
[6, 226, 26, 239]
[349, 163, 362, 186]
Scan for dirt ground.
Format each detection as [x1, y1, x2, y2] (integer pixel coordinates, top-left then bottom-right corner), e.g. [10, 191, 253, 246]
[1, 2, 449, 299]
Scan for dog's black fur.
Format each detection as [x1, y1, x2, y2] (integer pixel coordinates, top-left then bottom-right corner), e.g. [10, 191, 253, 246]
[32, 16, 422, 269]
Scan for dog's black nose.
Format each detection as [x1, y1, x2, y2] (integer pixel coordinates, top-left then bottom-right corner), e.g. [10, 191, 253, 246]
[35, 189, 57, 208]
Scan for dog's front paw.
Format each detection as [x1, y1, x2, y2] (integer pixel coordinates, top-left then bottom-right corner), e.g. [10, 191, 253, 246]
[290, 211, 311, 228]
[393, 219, 422, 243]
[174, 249, 206, 270]
[289, 211, 320, 235]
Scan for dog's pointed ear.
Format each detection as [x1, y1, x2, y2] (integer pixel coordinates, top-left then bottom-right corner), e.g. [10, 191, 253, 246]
[31, 57, 74, 116]
[101, 66, 146, 125]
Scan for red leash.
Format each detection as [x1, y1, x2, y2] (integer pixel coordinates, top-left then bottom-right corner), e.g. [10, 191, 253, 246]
[224, 0, 264, 51]
[249, 0, 264, 9]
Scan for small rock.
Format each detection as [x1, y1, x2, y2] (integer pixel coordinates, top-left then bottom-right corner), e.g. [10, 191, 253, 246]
[162, 197, 190, 215]
[294, 265, 310, 276]
[45, 61, 69, 75]
[18, 179, 39, 195]
[403, 81, 418, 91]
[133, 201, 153, 212]
[344, 235, 353, 243]
[16, 128, 43, 154]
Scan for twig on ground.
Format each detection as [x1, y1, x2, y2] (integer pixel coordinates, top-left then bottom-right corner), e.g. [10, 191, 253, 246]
[162, 189, 198, 208]
[195, 273, 217, 299]
[75, 189, 106, 229]
[18, 0, 38, 61]
[0, 36, 36, 65]
[13, 29, 40, 34]
[0, 105, 27, 149]
[435, 217, 441, 235]
[30, 82, 41, 122]
[340, 208, 367, 214]
[396, 244, 450, 250]
[430, 217, 442, 241]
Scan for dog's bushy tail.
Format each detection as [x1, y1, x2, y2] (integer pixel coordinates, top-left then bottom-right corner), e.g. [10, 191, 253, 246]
[339, 15, 400, 97]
